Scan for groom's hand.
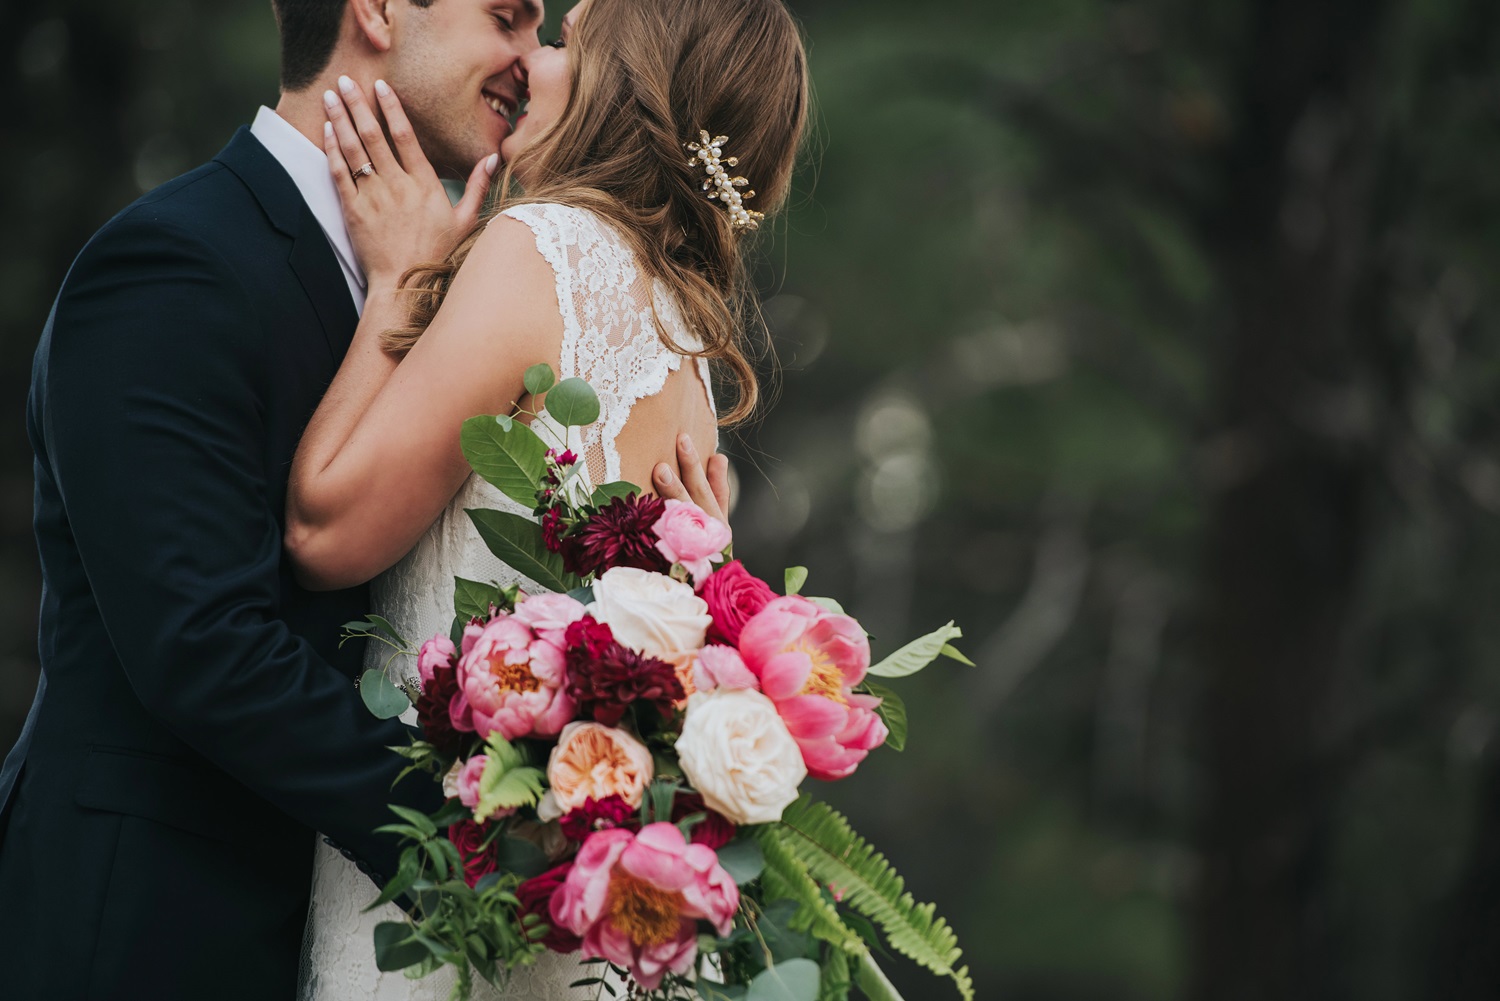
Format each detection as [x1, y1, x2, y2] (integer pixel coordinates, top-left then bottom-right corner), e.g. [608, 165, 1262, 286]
[656, 433, 731, 526]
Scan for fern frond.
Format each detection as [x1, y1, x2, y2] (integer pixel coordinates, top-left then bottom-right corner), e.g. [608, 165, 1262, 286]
[819, 946, 852, 1001]
[769, 798, 974, 1000]
[756, 826, 868, 956]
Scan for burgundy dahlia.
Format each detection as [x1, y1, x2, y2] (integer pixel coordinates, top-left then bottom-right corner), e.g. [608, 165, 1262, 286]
[516, 863, 582, 952]
[560, 493, 672, 578]
[560, 794, 638, 842]
[564, 617, 684, 726]
[415, 661, 467, 757]
[672, 792, 736, 849]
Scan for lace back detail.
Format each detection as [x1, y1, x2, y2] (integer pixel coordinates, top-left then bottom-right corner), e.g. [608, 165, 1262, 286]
[500, 203, 715, 487]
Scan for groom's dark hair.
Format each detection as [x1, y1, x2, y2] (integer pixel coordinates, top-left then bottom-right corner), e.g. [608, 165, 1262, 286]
[270, 0, 437, 91]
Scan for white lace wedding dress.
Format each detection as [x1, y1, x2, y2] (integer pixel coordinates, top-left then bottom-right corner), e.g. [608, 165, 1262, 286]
[297, 203, 715, 1001]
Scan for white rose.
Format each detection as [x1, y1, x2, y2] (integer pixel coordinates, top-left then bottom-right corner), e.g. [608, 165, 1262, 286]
[676, 690, 807, 825]
[588, 566, 711, 658]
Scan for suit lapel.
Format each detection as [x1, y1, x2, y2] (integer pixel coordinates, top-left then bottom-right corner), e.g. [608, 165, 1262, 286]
[214, 128, 357, 362]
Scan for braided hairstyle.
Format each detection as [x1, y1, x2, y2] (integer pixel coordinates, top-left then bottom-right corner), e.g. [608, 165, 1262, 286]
[387, 0, 810, 425]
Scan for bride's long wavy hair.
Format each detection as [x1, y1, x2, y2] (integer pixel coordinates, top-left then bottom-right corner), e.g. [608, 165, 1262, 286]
[385, 0, 810, 425]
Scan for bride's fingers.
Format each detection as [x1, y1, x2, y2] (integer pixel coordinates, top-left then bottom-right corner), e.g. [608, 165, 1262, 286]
[661, 433, 727, 524]
[323, 120, 359, 207]
[337, 75, 401, 176]
[324, 87, 372, 185]
[372, 79, 432, 178]
[453, 153, 500, 232]
[706, 453, 731, 517]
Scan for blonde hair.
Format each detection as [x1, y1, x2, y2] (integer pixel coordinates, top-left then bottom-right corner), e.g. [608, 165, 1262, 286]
[387, 0, 810, 425]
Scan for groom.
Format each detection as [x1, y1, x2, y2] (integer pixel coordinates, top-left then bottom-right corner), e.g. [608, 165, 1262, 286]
[0, 0, 725, 998]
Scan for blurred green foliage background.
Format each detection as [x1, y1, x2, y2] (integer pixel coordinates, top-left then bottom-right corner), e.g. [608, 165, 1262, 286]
[5, 0, 1500, 999]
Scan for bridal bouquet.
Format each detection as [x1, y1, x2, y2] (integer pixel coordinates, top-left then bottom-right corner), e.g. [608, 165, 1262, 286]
[352, 366, 973, 1001]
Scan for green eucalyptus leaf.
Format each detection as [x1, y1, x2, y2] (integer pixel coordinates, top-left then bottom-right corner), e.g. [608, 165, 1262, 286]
[860, 680, 907, 752]
[495, 413, 514, 433]
[867, 622, 964, 679]
[566, 585, 595, 605]
[460, 414, 549, 508]
[716, 836, 767, 886]
[785, 567, 809, 596]
[523, 363, 557, 395]
[746, 959, 822, 1001]
[366, 615, 406, 645]
[545, 377, 602, 427]
[467, 508, 579, 593]
[360, 669, 410, 719]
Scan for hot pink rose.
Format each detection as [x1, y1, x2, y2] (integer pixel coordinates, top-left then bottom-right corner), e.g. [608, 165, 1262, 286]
[455, 754, 488, 810]
[417, 634, 456, 685]
[455, 613, 575, 741]
[511, 592, 588, 646]
[736, 595, 886, 781]
[550, 823, 738, 990]
[696, 561, 775, 646]
[692, 645, 759, 694]
[652, 500, 732, 583]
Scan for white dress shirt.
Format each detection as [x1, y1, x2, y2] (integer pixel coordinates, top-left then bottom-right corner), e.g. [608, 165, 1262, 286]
[250, 106, 367, 314]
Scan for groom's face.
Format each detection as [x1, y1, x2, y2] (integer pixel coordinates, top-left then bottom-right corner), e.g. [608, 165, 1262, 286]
[383, 0, 544, 177]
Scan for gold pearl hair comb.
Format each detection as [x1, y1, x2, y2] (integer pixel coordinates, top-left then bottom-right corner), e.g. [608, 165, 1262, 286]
[686, 130, 764, 232]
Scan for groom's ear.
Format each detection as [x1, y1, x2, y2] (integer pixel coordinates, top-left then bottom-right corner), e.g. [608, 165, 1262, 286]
[348, 0, 397, 53]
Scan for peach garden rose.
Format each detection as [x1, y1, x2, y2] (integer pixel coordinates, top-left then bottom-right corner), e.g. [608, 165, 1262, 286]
[546, 720, 655, 815]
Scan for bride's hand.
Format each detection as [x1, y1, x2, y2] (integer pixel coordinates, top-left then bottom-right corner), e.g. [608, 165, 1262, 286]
[323, 75, 497, 289]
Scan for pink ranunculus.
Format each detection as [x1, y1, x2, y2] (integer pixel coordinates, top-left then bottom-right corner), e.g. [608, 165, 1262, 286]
[651, 500, 732, 583]
[511, 592, 588, 646]
[696, 561, 775, 646]
[550, 823, 738, 990]
[456, 613, 575, 741]
[692, 644, 759, 694]
[417, 634, 456, 686]
[455, 755, 488, 810]
[736, 595, 886, 781]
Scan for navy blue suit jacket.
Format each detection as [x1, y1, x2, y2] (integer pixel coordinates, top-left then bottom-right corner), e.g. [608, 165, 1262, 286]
[0, 127, 440, 1000]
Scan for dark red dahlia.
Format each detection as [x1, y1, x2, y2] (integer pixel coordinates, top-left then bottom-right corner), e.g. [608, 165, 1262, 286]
[560, 794, 639, 842]
[671, 792, 736, 849]
[560, 493, 672, 578]
[564, 616, 684, 725]
[415, 662, 466, 757]
[516, 863, 582, 952]
[448, 820, 498, 888]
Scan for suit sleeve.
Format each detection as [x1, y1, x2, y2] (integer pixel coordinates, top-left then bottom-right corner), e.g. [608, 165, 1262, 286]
[41, 210, 439, 881]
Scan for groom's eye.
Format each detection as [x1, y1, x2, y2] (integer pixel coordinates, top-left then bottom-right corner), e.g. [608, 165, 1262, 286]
[547, 37, 566, 49]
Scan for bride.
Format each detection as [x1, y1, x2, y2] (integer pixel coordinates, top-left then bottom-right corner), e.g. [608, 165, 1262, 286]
[283, 0, 809, 996]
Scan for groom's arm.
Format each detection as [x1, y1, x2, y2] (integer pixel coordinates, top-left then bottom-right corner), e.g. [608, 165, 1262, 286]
[40, 209, 439, 882]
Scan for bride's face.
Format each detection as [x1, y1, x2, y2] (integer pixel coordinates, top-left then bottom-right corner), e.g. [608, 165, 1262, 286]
[501, 0, 588, 172]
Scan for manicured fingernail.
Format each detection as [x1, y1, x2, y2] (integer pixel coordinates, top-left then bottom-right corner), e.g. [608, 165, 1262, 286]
[323, 89, 339, 109]
[655, 464, 673, 483]
[338, 75, 355, 95]
[323, 121, 334, 140]
[485, 153, 499, 174]
[374, 79, 391, 98]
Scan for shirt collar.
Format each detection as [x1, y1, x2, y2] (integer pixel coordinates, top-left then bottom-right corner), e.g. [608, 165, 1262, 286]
[249, 106, 367, 294]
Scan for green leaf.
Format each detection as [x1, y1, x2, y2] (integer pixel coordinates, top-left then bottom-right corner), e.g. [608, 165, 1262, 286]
[453, 577, 506, 622]
[940, 644, 975, 667]
[756, 830, 866, 955]
[474, 732, 546, 821]
[759, 900, 815, 963]
[523, 363, 557, 395]
[747, 959, 821, 1001]
[566, 585, 595, 605]
[785, 567, 809, 596]
[373, 921, 429, 972]
[860, 680, 907, 752]
[460, 413, 549, 508]
[768, 798, 972, 999]
[495, 413, 514, 433]
[717, 836, 767, 885]
[544, 377, 602, 427]
[805, 597, 847, 616]
[364, 848, 422, 911]
[867, 622, 965, 679]
[388, 804, 439, 838]
[493, 835, 550, 881]
[818, 947, 853, 1001]
[467, 508, 579, 593]
[360, 669, 410, 719]
[590, 481, 639, 507]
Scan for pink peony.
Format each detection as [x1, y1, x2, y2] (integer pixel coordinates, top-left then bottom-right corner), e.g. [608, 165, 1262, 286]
[550, 823, 738, 990]
[651, 500, 732, 583]
[736, 595, 887, 781]
[455, 755, 488, 810]
[455, 613, 575, 741]
[417, 634, 456, 685]
[691, 645, 759, 694]
[511, 592, 588, 646]
[696, 561, 775, 646]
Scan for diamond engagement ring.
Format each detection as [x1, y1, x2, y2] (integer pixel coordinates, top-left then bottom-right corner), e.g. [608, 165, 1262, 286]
[353, 161, 375, 178]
